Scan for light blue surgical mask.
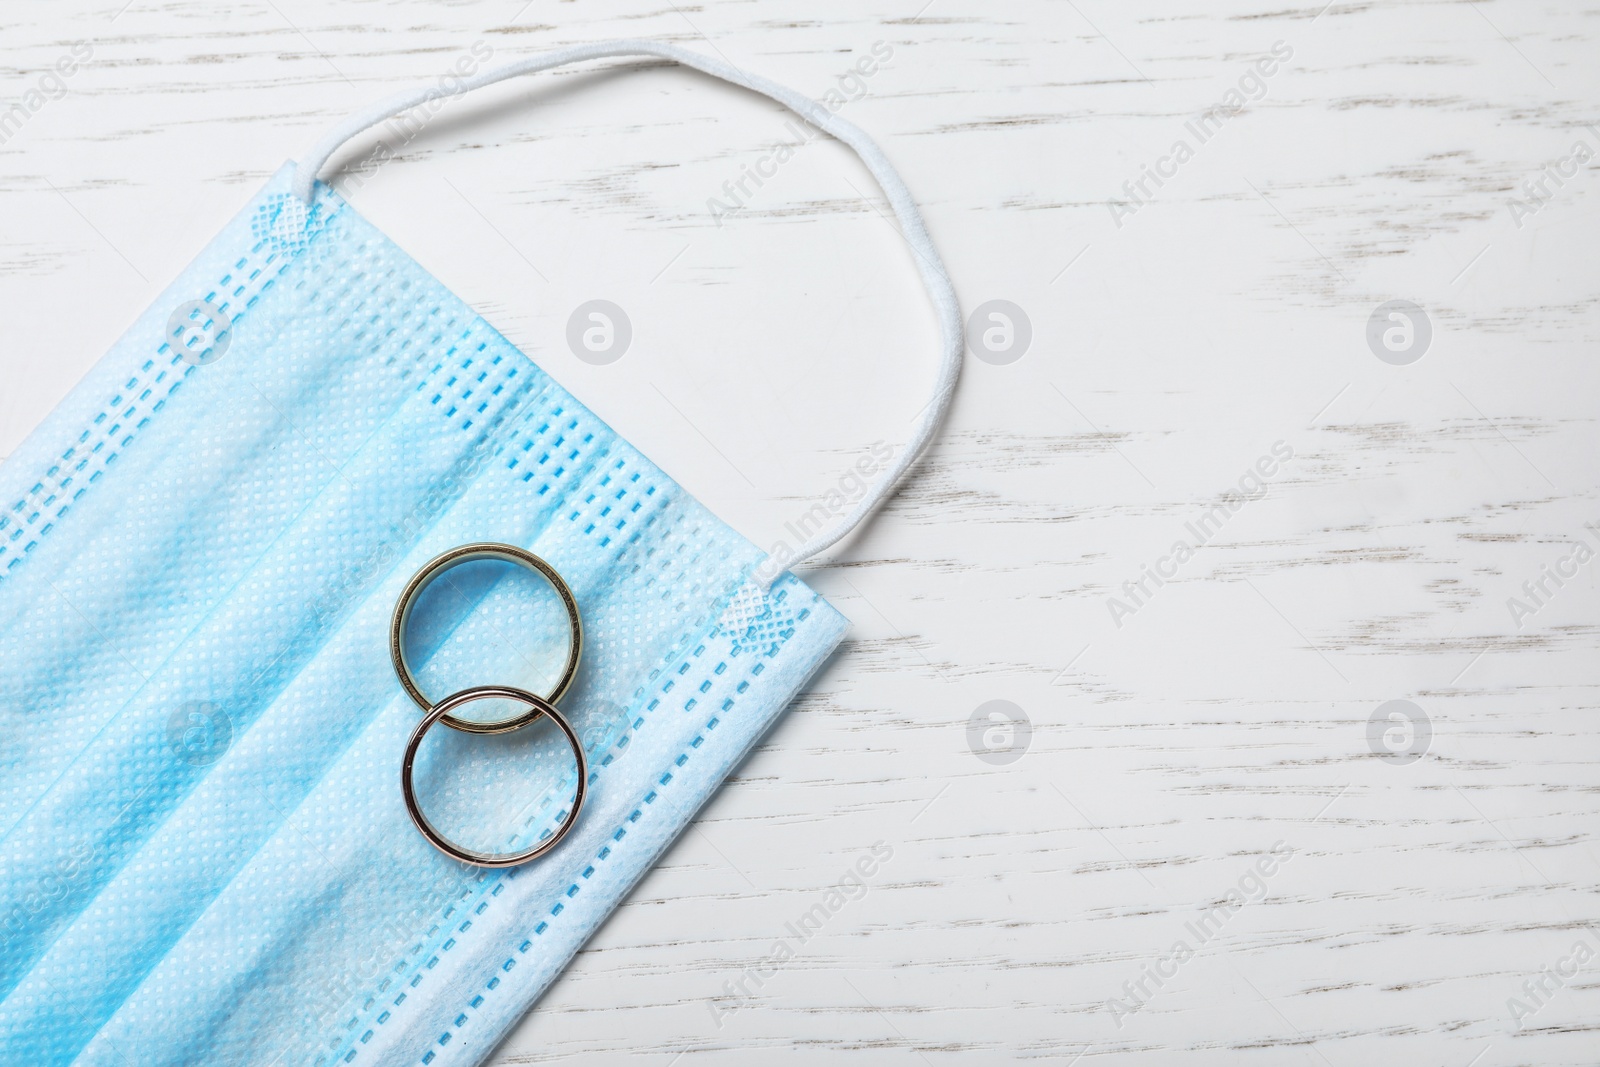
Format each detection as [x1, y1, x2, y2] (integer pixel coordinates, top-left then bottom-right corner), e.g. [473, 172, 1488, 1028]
[0, 40, 959, 1066]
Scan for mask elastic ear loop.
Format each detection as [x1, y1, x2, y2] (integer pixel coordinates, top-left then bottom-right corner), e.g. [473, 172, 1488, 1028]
[293, 39, 962, 587]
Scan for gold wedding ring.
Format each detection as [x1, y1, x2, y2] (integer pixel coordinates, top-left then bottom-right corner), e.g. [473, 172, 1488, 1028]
[390, 542, 582, 734]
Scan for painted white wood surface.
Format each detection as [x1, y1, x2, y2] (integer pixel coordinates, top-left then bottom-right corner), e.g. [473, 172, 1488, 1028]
[3, 1, 1598, 1063]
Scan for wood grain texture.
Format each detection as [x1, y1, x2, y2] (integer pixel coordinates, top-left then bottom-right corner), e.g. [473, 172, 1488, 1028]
[3, 0, 1598, 1063]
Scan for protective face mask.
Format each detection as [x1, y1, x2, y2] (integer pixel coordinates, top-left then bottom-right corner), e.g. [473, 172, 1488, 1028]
[0, 40, 959, 1067]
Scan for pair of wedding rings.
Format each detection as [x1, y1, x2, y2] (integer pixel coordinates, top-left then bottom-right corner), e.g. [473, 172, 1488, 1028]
[391, 543, 587, 868]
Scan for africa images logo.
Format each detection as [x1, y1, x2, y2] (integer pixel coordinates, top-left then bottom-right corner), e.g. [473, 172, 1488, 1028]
[756, 441, 895, 584]
[708, 842, 894, 1028]
[966, 700, 1032, 766]
[1107, 41, 1293, 228]
[165, 702, 233, 767]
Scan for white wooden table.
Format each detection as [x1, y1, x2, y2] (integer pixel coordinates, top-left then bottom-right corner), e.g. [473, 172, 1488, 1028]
[5, 1, 1598, 1063]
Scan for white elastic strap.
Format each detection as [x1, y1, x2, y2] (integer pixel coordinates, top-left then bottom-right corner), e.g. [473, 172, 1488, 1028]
[293, 39, 961, 582]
